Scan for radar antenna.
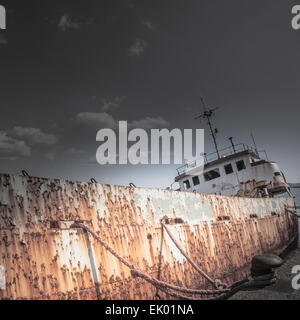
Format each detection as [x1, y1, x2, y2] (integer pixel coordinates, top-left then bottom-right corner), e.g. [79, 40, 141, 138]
[195, 97, 220, 159]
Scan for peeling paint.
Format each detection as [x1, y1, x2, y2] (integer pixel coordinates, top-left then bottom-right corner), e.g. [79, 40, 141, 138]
[0, 173, 298, 300]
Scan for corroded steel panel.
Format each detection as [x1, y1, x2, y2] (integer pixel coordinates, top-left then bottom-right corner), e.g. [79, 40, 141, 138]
[0, 174, 298, 299]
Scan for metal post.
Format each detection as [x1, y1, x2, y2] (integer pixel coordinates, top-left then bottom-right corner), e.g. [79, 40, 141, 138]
[251, 133, 259, 155]
[84, 231, 101, 299]
[206, 114, 220, 159]
[229, 137, 236, 153]
[194, 99, 221, 159]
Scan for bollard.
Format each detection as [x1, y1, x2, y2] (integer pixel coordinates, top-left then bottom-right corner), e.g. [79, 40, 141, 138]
[249, 254, 283, 289]
[251, 254, 283, 276]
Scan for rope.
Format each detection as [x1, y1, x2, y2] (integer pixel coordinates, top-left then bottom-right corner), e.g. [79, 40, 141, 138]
[153, 273, 276, 301]
[71, 223, 230, 298]
[286, 207, 300, 218]
[150, 282, 228, 300]
[285, 186, 294, 198]
[161, 222, 228, 290]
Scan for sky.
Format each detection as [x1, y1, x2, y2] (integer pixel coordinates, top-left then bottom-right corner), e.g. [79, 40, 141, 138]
[0, 0, 300, 188]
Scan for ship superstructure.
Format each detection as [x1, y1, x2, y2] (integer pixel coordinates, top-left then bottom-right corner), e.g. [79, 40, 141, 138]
[175, 99, 290, 198]
[175, 144, 290, 197]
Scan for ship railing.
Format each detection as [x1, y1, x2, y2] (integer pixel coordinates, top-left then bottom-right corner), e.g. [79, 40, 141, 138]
[176, 158, 205, 175]
[176, 143, 268, 176]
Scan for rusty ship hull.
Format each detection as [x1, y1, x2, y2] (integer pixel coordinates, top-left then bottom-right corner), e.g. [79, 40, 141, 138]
[0, 173, 298, 300]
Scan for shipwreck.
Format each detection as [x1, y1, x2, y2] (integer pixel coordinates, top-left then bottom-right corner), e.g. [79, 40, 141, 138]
[0, 107, 298, 300]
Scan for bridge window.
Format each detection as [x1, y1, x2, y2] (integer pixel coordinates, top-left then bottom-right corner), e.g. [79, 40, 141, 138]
[224, 163, 233, 175]
[183, 180, 191, 190]
[236, 160, 246, 171]
[204, 168, 221, 181]
[274, 172, 281, 176]
[192, 176, 200, 186]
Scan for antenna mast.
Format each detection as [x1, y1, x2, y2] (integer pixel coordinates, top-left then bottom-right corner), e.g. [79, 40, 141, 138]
[251, 133, 259, 155]
[195, 98, 221, 159]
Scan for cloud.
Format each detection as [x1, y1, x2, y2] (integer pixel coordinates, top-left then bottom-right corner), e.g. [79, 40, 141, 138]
[101, 96, 125, 112]
[0, 34, 7, 45]
[75, 112, 118, 129]
[141, 20, 154, 30]
[66, 147, 85, 155]
[130, 117, 169, 130]
[58, 14, 81, 31]
[0, 131, 31, 157]
[10, 127, 57, 145]
[74, 111, 169, 131]
[128, 38, 147, 56]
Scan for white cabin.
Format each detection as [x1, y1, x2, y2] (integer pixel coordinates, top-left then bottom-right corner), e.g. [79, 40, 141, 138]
[175, 144, 289, 197]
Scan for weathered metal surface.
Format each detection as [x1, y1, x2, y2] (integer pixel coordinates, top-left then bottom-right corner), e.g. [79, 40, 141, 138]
[0, 173, 298, 300]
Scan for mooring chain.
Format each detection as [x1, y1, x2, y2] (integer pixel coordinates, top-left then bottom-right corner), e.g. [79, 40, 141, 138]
[161, 222, 228, 290]
[71, 222, 230, 299]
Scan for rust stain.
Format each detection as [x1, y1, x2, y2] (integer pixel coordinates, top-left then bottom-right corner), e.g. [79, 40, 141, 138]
[0, 173, 298, 300]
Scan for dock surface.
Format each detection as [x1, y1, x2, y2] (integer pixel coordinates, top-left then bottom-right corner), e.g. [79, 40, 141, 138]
[230, 248, 300, 300]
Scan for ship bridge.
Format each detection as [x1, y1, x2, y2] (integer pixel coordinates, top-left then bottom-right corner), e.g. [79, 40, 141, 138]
[175, 143, 290, 198]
